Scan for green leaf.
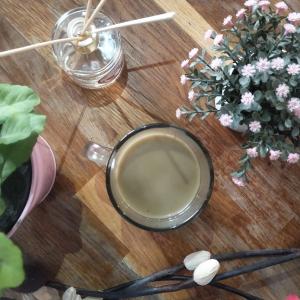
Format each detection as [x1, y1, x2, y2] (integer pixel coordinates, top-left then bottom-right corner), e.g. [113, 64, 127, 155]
[0, 133, 40, 184]
[285, 119, 292, 128]
[0, 84, 40, 125]
[292, 127, 299, 137]
[239, 76, 250, 88]
[0, 114, 45, 144]
[0, 196, 5, 216]
[259, 145, 268, 158]
[0, 233, 24, 292]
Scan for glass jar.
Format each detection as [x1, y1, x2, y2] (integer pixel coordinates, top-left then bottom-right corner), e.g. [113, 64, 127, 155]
[52, 7, 124, 89]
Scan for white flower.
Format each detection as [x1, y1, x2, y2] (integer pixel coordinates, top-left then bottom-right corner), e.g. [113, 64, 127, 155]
[211, 58, 223, 70]
[271, 57, 285, 70]
[63, 287, 82, 300]
[188, 89, 195, 101]
[276, 83, 289, 98]
[193, 259, 220, 286]
[241, 92, 255, 106]
[219, 114, 233, 127]
[181, 59, 189, 68]
[204, 29, 213, 40]
[275, 1, 289, 11]
[288, 12, 300, 24]
[256, 58, 270, 72]
[249, 121, 261, 133]
[287, 153, 300, 164]
[287, 63, 300, 75]
[244, 0, 258, 7]
[176, 108, 182, 119]
[180, 74, 187, 85]
[184, 251, 211, 271]
[241, 64, 256, 77]
[258, 0, 270, 11]
[214, 34, 224, 46]
[269, 150, 281, 161]
[223, 15, 233, 27]
[284, 23, 296, 34]
[236, 8, 247, 19]
[232, 176, 246, 187]
[247, 147, 258, 158]
[288, 98, 300, 112]
[189, 48, 199, 59]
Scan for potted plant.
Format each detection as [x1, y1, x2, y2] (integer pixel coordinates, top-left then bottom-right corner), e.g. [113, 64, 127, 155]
[177, 0, 300, 186]
[0, 83, 56, 236]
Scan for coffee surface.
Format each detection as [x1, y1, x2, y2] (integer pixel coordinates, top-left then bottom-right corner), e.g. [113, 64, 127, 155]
[113, 130, 201, 218]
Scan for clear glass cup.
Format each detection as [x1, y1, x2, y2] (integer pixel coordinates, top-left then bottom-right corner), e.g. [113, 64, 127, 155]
[85, 124, 214, 231]
[52, 7, 124, 89]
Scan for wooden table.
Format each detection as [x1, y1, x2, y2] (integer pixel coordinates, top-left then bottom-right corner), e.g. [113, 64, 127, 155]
[1, 0, 300, 299]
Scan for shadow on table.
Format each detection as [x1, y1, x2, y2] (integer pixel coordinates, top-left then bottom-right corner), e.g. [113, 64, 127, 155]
[12, 173, 83, 293]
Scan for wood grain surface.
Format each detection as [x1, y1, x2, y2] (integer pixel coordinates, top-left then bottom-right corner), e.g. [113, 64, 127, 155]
[0, 0, 300, 299]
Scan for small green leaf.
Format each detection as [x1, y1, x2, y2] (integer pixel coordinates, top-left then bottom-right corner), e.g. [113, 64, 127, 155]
[239, 76, 250, 88]
[0, 84, 40, 125]
[285, 119, 292, 128]
[0, 233, 24, 291]
[292, 127, 299, 137]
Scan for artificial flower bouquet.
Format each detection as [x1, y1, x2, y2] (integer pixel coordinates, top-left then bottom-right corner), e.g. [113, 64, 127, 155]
[177, 0, 300, 186]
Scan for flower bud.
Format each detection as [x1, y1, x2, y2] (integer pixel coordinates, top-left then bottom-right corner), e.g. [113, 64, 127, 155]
[184, 250, 211, 271]
[193, 259, 220, 286]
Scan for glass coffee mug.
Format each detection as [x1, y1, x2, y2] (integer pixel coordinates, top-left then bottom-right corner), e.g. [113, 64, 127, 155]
[85, 124, 214, 231]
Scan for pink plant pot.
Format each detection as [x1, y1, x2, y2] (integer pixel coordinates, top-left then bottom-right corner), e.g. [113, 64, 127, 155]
[8, 136, 56, 237]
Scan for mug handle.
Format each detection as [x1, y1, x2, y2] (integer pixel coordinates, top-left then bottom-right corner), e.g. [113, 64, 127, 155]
[85, 143, 113, 167]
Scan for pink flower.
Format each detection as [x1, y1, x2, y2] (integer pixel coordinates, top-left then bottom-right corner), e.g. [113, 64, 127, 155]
[219, 114, 233, 127]
[271, 57, 285, 70]
[288, 12, 300, 25]
[284, 23, 296, 34]
[295, 108, 300, 119]
[285, 295, 300, 300]
[232, 176, 246, 187]
[241, 64, 256, 77]
[249, 121, 261, 133]
[180, 74, 187, 85]
[189, 48, 199, 59]
[287, 63, 300, 75]
[244, 0, 257, 7]
[275, 2, 289, 15]
[211, 58, 223, 70]
[223, 15, 234, 27]
[214, 34, 224, 46]
[176, 108, 182, 119]
[205, 29, 213, 40]
[181, 59, 189, 68]
[270, 149, 281, 160]
[287, 98, 300, 112]
[188, 89, 195, 101]
[276, 83, 289, 98]
[256, 58, 270, 72]
[236, 8, 247, 19]
[287, 153, 300, 164]
[258, 0, 270, 11]
[247, 147, 258, 158]
[241, 92, 255, 106]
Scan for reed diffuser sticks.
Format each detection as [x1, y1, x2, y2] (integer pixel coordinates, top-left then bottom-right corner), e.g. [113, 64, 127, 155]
[0, 0, 175, 59]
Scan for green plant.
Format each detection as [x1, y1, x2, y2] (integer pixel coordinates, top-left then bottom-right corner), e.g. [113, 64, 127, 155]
[0, 83, 46, 213]
[0, 233, 24, 295]
[177, 1, 300, 186]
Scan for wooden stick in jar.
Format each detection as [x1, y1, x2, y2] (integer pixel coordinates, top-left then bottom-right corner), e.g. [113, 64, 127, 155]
[0, 36, 80, 58]
[81, 0, 107, 33]
[84, 0, 94, 25]
[92, 12, 176, 34]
